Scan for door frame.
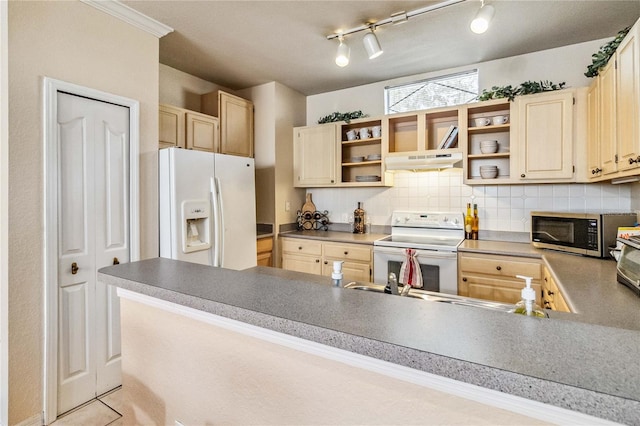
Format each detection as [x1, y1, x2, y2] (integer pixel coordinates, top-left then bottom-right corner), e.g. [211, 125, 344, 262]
[42, 77, 141, 424]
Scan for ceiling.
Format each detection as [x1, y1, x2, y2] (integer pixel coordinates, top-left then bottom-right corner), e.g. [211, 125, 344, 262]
[123, 0, 640, 96]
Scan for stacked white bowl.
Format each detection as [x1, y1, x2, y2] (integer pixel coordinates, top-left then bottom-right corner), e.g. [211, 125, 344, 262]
[480, 140, 499, 154]
[479, 165, 498, 179]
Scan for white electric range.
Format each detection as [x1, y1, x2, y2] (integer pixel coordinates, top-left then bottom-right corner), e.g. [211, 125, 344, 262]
[373, 211, 465, 295]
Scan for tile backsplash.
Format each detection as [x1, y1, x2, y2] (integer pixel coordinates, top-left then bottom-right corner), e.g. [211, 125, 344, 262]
[306, 169, 634, 233]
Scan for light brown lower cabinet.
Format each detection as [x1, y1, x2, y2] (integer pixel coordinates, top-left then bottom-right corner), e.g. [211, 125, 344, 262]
[458, 252, 542, 305]
[256, 237, 274, 267]
[542, 266, 572, 312]
[281, 237, 372, 283]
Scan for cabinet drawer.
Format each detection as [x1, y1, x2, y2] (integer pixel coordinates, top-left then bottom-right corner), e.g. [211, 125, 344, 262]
[323, 242, 371, 262]
[459, 274, 542, 305]
[459, 253, 542, 279]
[281, 238, 322, 256]
[281, 253, 322, 275]
[257, 237, 273, 253]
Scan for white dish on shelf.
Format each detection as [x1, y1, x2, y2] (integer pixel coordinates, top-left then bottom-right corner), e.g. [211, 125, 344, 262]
[479, 166, 499, 179]
[355, 175, 381, 182]
[480, 140, 499, 154]
[350, 156, 365, 163]
[473, 117, 491, 127]
[366, 154, 381, 161]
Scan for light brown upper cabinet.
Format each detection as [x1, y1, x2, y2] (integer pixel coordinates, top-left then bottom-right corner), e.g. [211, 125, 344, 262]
[159, 104, 186, 149]
[514, 89, 575, 181]
[202, 90, 254, 158]
[293, 124, 337, 187]
[586, 79, 601, 179]
[186, 111, 219, 152]
[588, 18, 640, 181]
[159, 104, 218, 152]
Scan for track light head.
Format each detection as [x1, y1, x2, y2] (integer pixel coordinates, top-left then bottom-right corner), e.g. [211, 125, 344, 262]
[363, 29, 383, 59]
[335, 35, 350, 67]
[470, 3, 494, 34]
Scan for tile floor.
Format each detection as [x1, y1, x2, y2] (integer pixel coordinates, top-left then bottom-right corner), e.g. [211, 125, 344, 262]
[51, 387, 122, 426]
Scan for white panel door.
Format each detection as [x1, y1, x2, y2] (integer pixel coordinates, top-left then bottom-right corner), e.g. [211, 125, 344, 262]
[57, 92, 129, 414]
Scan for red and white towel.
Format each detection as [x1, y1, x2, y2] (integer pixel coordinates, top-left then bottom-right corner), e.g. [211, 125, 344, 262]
[399, 248, 423, 289]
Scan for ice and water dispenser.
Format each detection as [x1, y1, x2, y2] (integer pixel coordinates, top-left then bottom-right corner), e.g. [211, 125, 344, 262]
[181, 200, 211, 253]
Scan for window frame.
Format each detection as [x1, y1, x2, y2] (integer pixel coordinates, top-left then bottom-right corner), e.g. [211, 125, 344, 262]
[384, 69, 479, 115]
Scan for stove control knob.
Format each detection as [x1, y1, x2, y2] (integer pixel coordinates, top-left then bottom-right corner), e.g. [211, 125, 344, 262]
[443, 216, 448, 222]
[404, 216, 410, 222]
[452, 218, 459, 225]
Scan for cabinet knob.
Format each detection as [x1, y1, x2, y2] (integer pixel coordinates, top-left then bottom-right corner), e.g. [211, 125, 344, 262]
[629, 156, 640, 165]
[71, 262, 79, 275]
[592, 167, 602, 174]
[496, 266, 502, 271]
[462, 277, 467, 282]
[520, 174, 526, 178]
[324, 261, 328, 265]
[548, 290, 555, 296]
[315, 259, 320, 263]
[298, 246, 302, 250]
[344, 251, 348, 255]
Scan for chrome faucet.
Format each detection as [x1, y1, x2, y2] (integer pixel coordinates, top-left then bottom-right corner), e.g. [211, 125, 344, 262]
[386, 272, 399, 295]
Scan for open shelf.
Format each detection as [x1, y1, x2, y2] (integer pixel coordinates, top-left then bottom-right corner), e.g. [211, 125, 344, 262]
[339, 118, 387, 186]
[464, 99, 512, 184]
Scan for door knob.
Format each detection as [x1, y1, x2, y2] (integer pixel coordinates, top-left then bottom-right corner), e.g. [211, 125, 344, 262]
[113, 257, 120, 265]
[71, 262, 79, 275]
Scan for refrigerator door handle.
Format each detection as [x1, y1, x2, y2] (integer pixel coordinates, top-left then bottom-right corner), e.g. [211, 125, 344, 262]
[215, 177, 225, 267]
[210, 177, 223, 267]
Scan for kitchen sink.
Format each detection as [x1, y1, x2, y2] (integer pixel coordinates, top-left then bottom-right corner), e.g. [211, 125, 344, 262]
[343, 282, 515, 312]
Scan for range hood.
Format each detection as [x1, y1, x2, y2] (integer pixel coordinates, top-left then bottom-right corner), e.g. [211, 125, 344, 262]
[385, 152, 463, 171]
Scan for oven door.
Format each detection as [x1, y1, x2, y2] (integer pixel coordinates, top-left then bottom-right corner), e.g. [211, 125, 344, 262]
[373, 246, 458, 295]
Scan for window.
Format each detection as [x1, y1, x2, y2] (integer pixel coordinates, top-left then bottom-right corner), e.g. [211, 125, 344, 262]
[385, 70, 479, 114]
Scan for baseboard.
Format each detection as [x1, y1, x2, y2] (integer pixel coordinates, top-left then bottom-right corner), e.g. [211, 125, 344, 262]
[14, 413, 42, 426]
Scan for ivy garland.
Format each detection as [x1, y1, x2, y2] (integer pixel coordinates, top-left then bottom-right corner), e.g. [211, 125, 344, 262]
[477, 80, 566, 102]
[317, 110, 368, 124]
[585, 26, 631, 78]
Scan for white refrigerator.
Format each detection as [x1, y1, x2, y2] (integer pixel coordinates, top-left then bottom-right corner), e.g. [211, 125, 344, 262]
[159, 147, 257, 270]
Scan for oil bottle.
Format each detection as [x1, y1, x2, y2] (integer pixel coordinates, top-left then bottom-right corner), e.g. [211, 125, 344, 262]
[464, 203, 473, 239]
[353, 202, 365, 234]
[471, 203, 479, 240]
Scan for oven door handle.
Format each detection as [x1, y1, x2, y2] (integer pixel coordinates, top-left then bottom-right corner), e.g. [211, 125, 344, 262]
[373, 246, 458, 259]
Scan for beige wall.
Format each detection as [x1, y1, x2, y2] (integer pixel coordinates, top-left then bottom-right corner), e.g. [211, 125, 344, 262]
[159, 64, 234, 112]
[121, 298, 545, 425]
[8, 1, 159, 423]
[307, 38, 608, 124]
[240, 82, 306, 266]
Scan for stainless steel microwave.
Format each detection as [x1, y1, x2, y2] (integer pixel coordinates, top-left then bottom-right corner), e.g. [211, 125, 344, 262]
[531, 212, 637, 258]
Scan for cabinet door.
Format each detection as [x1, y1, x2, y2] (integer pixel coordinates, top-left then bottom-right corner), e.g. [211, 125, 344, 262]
[219, 91, 254, 158]
[616, 24, 640, 171]
[186, 112, 219, 152]
[586, 79, 602, 179]
[460, 274, 542, 305]
[159, 104, 185, 149]
[256, 237, 273, 267]
[600, 60, 618, 175]
[516, 91, 574, 180]
[282, 253, 322, 275]
[293, 125, 337, 187]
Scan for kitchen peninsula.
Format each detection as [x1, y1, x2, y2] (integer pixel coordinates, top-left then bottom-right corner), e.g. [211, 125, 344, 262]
[99, 258, 639, 425]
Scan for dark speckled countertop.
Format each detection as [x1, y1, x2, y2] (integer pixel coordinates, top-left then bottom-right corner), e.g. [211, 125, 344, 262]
[458, 240, 640, 331]
[99, 258, 640, 424]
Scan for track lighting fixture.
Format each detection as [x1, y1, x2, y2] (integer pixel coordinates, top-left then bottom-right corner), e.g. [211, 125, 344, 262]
[327, 0, 478, 66]
[470, 0, 494, 34]
[335, 35, 350, 67]
[363, 28, 383, 59]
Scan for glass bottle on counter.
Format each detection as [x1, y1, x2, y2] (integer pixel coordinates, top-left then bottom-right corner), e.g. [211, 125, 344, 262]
[353, 202, 365, 234]
[471, 203, 479, 240]
[464, 203, 473, 239]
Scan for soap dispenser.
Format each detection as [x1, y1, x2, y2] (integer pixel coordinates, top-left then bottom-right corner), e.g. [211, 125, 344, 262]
[511, 275, 547, 317]
[332, 261, 344, 287]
